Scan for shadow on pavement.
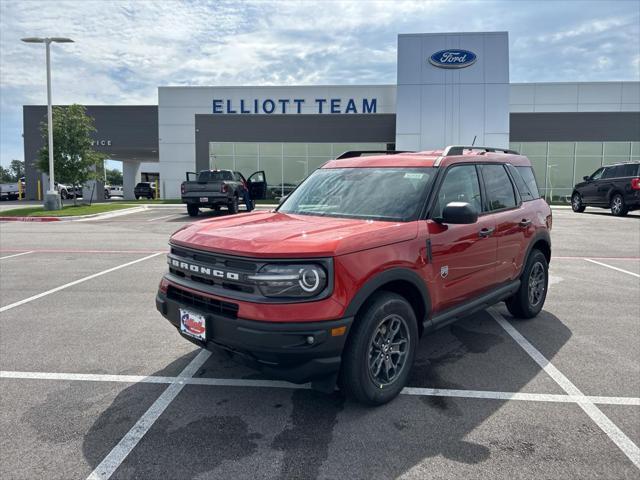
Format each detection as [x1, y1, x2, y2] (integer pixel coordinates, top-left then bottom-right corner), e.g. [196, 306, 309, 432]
[82, 309, 571, 479]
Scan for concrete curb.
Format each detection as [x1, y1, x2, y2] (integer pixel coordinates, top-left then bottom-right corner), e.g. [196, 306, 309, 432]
[0, 206, 147, 223]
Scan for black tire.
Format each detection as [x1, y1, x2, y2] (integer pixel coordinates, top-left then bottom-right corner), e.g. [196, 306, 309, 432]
[211, 205, 220, 211]
[135, 195, 140, 200]
[228, 196, 239, 214]
[187, 204, 199, 217]
[104, 190, 110, 199]
[340, 291, 418, 405]
[60, 189, 68, 200]
[610, 193, 628, 217]
[571, 193, 585, 213]
[505, 249, 548, 319]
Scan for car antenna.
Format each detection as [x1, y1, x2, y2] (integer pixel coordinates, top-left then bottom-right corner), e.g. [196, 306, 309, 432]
[471, 135, 477, 146]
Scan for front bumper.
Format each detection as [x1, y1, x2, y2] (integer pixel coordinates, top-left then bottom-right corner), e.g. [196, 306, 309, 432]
[156, 289, 352, 384]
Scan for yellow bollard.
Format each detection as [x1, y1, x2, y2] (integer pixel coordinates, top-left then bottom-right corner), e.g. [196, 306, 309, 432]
[37, 179, 42, 201]
[155, 180, 159, 200]
[18, 179, 22, 200]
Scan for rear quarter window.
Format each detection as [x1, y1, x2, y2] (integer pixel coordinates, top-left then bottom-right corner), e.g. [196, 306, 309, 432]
[512, 166, 540, 201]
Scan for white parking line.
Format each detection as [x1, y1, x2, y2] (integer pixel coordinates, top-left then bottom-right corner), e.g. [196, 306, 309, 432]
[0, 251, 33, 260]
[489, 308, 640, 470]
[1, 370, 639, 406]
[585, 258, 640, 278]
[0, 253, 162, 313]
[86, 349, 211, 480]
[146, 213, 181, 222]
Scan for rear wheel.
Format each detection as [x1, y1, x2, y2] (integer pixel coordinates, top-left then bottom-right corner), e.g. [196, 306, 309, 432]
[187, 204, 199, 217]
[506, 249, 548, 319]
[610, 193, 628, 216]
[60, 189, 68, 200]
[340, 292, 417, 405]
[571, 193, 585, 212]
[228, 196, 239, 214]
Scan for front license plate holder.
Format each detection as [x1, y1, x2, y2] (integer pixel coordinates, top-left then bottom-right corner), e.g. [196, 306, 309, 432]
[180, 308, 207, 341]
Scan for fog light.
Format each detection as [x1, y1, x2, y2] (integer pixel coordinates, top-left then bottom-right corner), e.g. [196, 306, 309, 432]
[306, 335, 315, 345]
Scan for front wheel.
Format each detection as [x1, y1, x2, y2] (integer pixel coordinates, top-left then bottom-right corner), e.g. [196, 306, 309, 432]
[340, 292, 418, 405]
[571, 193, 585, 212]
[187, 204, 199, 217]
[506, 249, 548, 319]
[60, 189, 68, 200]
[610, 193, 628, 216]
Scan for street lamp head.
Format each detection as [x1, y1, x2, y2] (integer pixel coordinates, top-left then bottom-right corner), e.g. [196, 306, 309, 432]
[21, 37, 74, 44]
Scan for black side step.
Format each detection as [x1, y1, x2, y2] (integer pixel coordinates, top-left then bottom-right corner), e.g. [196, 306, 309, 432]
[424, 280, 520, 332]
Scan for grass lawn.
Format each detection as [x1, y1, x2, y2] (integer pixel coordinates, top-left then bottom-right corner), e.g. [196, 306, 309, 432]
[120, 199, 182, 204]
[0, 203, 138, 217]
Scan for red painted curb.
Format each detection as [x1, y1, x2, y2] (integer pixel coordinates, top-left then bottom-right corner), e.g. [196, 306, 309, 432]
[0, 216, 62, 222]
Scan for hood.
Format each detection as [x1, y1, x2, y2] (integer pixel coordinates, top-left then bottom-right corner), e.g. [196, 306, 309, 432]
[170, 211, 418, 258]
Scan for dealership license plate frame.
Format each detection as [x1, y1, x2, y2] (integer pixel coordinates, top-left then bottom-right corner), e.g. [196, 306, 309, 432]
[199, 197, 208, 203]
[179, 308, 207, 341]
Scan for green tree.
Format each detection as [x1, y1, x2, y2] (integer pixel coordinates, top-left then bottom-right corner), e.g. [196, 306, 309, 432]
[0, 166, 12, 183]
[37, 104, 105, 205]
[105, 168, 123, 185]
[10, 160, 24, 181]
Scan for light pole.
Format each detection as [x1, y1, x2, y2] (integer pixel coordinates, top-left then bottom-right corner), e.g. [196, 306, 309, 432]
[21, 37, 74, 210]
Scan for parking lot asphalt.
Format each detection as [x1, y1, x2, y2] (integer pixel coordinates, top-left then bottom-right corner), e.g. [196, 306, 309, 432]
[1, 206, 638, 479]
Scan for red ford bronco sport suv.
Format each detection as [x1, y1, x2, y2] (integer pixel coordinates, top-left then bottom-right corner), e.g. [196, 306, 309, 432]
[156, 146, 552, 405]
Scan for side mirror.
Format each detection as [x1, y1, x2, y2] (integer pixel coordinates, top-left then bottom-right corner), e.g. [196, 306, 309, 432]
[441, 202, 478, 224]
[583, 176, 590, 181]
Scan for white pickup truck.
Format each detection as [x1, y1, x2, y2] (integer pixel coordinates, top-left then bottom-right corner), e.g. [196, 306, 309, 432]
[0, 182, 20, 200]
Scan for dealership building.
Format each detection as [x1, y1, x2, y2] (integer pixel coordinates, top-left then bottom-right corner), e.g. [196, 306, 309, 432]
[22, 31, 640, 201]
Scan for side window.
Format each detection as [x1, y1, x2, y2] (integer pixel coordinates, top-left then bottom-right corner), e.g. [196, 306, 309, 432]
[601, 166, 617, 179]
[515, 166, 540, 200]
[590, 168, 605, 181]
[432, 165, 482, 218]
[622, 164, 639, 177]
[479, 165, 517, 211]
[508, 165, 536, 201]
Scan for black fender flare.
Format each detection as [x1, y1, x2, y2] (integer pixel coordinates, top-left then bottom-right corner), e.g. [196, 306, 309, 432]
[343, 267, 431, 324]
[522, 229, 552, 273]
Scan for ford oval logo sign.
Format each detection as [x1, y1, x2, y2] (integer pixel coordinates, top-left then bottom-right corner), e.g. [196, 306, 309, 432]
[429, 49, 477, 69]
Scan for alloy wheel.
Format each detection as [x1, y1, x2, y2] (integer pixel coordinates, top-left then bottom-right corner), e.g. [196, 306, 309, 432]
[367, 314, 410, 386]
[528, 261, 546, 307]
[612, 196, 622, 215]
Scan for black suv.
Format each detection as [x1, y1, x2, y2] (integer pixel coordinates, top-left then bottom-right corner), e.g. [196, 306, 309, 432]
[134, 182, 157, 200]
[571, 162, 640, 216]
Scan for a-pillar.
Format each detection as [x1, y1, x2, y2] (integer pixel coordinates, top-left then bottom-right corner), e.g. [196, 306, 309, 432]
[123, 160, 141, 200]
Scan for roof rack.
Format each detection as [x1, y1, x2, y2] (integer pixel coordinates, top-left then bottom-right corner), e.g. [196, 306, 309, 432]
[442, 145, 520, 156]
[336, 150, 411, 159]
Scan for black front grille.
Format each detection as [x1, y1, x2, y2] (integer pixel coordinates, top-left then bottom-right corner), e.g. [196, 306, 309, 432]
[167, 286, 239, 319]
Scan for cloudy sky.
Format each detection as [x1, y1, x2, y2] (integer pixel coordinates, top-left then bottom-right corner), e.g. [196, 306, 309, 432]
[1, 0, 639, 168]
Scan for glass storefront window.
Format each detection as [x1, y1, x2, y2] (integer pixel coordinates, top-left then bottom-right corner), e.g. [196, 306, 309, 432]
[283, 143, 307, 156]
[574, 156, 602, 183]
[575, 142, 603, 156]
[235, 155, 258, 178]
[283, 156, 307, 192]
[308, 143, 332, 156]
[258, 143, 282, 156]
[209, 142, 234, 156]
[520, 143, 547, 156]
[548, 142, 575, 156]
[260, 156, 283, 198]
[234, 143, 258, 155]
[210, 155, 233, 170]
[603, 142, 631, 157]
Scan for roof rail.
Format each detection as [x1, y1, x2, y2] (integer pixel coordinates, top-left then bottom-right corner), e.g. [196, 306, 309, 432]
[442, 145, 520, 156]
[336, 150, 411, 159]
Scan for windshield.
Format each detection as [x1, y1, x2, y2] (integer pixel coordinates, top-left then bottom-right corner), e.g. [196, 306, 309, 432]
[278, 167, 435, 221]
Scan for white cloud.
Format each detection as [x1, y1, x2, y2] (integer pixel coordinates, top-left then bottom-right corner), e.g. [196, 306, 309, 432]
[1, 0, 639, 165]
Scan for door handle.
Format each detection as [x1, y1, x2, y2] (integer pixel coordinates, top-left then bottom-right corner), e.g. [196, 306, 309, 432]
[519, 218, 532, 227]
[478, 227, 494, 238]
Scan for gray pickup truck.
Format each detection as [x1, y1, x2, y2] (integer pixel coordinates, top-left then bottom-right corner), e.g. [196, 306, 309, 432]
[181, 169, 267, 217]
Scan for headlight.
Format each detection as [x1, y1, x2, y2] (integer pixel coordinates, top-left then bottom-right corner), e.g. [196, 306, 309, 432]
[248, 264, 327, 298]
